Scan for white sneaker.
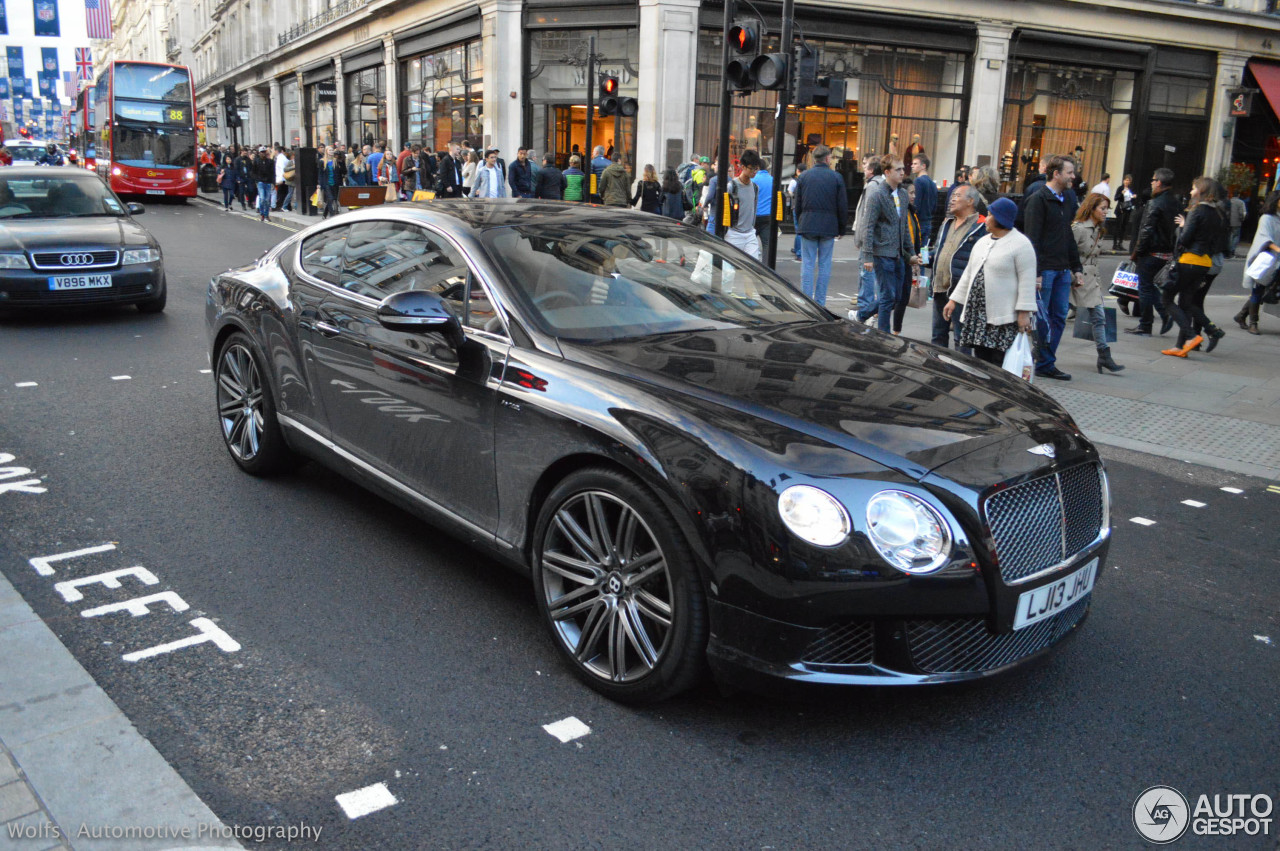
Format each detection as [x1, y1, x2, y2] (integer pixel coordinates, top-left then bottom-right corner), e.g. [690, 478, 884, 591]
[847, 310, 861, 323]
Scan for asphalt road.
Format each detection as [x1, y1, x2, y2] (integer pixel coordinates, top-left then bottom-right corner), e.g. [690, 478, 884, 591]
[0, 201, 1276, 850]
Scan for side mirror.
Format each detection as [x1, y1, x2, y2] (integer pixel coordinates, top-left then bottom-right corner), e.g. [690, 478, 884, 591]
[376, 290, 464, 346]
[127, 202, 145, 215]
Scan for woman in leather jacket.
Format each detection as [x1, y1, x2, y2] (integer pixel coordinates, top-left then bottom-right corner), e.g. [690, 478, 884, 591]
[1162, 177, 1227, 357]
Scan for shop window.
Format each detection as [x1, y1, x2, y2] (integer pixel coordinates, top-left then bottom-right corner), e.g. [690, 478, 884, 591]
[1148, 74, 1209, 116]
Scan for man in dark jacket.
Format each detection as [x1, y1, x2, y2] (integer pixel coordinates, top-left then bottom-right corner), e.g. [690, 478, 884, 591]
[793, 145, 849, 306]
[1022, 154, 1082, 379]
[252, 147, 277, 221]
[508, 147, 535, 198]
[435, 144, 464, 198]
[1125, 167, 1178, 336]
[598, 154, 631, 207]
[534, 154, 566, 200]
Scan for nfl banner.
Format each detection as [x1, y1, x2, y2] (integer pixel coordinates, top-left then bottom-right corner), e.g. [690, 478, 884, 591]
[41, 46, 57, 76]
[0, 78, 8, 99]
[0, 0, 8, 36]
[36, 73, 51, 97]
[31, 99, 42, 116]
[7, 46, 23, 78]
[32, 0, 59, 36]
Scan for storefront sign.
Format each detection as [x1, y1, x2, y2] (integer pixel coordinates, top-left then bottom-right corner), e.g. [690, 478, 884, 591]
[317, 81, 337, 103]
[1230, 89, 1254, 118]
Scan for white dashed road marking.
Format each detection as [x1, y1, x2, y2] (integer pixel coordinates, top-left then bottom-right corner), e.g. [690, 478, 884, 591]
[1220, 487, 1244, 494]
[111, 375, 131, 381]
[335, 782, 398, 820]
[1181, 500, 1206, 508]
[1129, 517, 1156, 526]
[15, 382, 37, 387]
[1256, 635, 1273, 646]
[543, 716, 591, 743]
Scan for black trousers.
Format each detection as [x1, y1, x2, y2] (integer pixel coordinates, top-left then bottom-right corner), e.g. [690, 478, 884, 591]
[1163, 263, 1213, 340]
[971, 345, 1006, 366]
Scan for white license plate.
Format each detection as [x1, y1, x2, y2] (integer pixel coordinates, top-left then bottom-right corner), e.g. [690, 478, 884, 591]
[1013, 557, 1097, 631]
[145, 189, 164, 195]
[49, 274, 112, 290]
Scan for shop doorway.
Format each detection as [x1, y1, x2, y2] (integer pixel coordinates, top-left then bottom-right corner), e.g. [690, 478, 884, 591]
[542, 104, 636, 169]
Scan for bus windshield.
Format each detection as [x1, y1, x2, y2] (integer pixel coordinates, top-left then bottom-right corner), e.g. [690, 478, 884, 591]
[112, 65, 194, 169]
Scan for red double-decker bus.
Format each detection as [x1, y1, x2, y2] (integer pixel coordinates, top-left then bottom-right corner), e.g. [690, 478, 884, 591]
[88, 61, 197, 198]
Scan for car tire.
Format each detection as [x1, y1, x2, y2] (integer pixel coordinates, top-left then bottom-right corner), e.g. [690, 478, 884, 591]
[532, 468, 708, 704]
[214, 332, 296, 476]
[136, 283, 166, 314]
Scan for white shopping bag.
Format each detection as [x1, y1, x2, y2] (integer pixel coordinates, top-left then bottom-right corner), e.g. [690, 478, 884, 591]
[1246, 250, 1278, 284]
[1002, 332, 1035, 383]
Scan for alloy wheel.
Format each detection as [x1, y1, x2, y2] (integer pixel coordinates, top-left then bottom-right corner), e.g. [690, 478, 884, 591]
[540, 490, 674, 683]
[217, 343, 265, 462]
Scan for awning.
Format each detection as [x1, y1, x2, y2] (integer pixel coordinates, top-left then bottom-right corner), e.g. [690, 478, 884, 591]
[1248, 60, 1280, 118]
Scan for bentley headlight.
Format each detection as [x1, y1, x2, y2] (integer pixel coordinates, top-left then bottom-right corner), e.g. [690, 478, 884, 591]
[866, 490, 952, 574]
[0, 253, 30, 269]
[121, 248, 161, 265]
[778, 485, 851, 547]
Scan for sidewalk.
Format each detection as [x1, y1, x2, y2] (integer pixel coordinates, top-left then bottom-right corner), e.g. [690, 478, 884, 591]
[0, 569, 241, 851]
[195, 191, 1280, 481]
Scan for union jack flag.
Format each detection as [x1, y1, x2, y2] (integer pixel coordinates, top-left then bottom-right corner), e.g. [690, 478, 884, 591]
[75, 46, 91, 81]
[84, 0, 110, 40]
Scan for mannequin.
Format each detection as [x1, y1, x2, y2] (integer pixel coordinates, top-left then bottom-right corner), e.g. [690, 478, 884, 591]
[1000, 140, 1016, 189]
[888, 133, 900, 158]
[743, 113, 765, 153]
[905, 133, 924, 162]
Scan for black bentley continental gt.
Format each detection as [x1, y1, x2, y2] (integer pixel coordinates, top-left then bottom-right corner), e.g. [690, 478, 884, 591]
[206, 200, 1110, 703]
[0, 166, 166, 312]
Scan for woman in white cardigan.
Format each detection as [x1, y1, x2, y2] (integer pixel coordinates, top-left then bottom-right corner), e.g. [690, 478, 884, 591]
[943, 197, 1038, 366]
[1234, 189, 1280, 335]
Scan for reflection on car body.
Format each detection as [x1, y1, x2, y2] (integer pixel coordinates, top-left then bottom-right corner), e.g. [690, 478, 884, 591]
[207, 200, 1110, 704]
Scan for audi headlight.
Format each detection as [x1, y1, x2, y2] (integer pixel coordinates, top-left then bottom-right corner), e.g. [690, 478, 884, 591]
[778, 485, 851, 547]
[121, 248, 161, 265]
[866, 490, 952, 574]
[0, 253, 30, 269]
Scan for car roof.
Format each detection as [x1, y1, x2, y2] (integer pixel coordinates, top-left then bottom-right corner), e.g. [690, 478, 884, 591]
[0, 166, 100, 180]
[358, 198, 673, 233]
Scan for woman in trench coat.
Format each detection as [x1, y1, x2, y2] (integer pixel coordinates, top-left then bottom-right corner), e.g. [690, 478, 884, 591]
[1071, 192, 1123, 373]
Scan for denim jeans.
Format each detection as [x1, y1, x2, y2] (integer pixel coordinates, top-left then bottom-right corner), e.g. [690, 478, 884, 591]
[256, 182, 273, 218]
[1084, 305, 1108, 351]
[791, 211, 802, 257]
[872, 256, 905, 332]
[1135, 255, 1169, 330]
[1034, 268, 1073, 371]
[857, 266, 877, 318]
[800, 236, 835, 305]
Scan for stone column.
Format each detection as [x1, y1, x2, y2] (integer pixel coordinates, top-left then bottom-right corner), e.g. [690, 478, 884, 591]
[637, 0, 699, 174]
[966, 21, 1013, 168]
[383, 37, 398, 151]
[269, 77, 283, 146]
[1205, 50, 1250, 179]
[334, 55, 347, 146]
[480, 0, 523, 156]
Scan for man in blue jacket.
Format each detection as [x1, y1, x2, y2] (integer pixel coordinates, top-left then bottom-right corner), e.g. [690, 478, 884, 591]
[792, 145, 848, 306]
[1022, 154, 1082, 380]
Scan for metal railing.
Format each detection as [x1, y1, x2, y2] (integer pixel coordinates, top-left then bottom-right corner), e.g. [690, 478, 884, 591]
[166, 34, 180, 57]
[277, 0, 370, 47]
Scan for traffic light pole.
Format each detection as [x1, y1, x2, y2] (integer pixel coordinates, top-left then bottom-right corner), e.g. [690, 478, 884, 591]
[765, 0, 793, 269]
[585, 36, 595, 171]
[715, 0, 736, 239]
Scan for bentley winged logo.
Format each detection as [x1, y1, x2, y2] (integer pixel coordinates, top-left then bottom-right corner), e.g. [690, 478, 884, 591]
[1028, 444, 1056, 459]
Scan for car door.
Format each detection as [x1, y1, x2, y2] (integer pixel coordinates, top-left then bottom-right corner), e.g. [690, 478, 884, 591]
[305, 218, 509, 533]
[290, 223, 352, 433]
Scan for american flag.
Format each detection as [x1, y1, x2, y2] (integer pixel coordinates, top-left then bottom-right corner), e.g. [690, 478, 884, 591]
[75, 47, 92, 82]
[84, 0, 111, 40]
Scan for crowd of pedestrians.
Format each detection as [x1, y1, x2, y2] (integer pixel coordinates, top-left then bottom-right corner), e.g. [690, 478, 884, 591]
[199, 133, 1275, 373]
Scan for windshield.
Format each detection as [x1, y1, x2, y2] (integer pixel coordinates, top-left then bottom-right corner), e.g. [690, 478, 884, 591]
[0, 175, 127, 219]
[112, 64, 194, 169]
[482, 223, 829, 342]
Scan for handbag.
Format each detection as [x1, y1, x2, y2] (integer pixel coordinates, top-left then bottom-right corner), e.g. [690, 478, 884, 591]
[1153, 258, 1179, 293]
[1001, 332, 1035, 383]
[1108, 260, 1141, 300]
[907, 277, 930, 309]
[1246, 250, 1278, 283]
[283, 166, 296, 182]
[1072, 306, 1118, 342]
[309, 188, 320, 207]
[385, 183, 398, 203]
[411, 190, 434, 201]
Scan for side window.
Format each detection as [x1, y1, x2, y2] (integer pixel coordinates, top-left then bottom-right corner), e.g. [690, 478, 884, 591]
[339, 220, 466, 300]
[298, 226, 350, 286]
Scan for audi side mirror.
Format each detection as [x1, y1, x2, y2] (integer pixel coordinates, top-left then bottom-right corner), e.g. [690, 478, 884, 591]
[377, 290, 464, 347]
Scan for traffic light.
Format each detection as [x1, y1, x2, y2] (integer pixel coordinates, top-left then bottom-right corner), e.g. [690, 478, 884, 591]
[598, 75, 637, 117]
[812, 77, 847, 108]
[223, 83, 242, 128]
[726, 22, 788, 93]
[791, 44, 818, 105]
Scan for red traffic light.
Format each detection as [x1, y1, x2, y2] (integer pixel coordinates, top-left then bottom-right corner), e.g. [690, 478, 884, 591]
[601, 76, 618, 96]
[729, 24, 757, 54]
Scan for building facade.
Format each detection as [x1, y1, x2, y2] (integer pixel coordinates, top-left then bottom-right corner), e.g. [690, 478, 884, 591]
[107, 0, 1280, 196]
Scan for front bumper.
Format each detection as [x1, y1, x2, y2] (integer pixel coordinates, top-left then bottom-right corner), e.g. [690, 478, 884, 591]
[706, 538, 1106, 688]
[0, 263, 165, 308]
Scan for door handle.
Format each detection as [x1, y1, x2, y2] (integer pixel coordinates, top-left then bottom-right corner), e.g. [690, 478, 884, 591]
[314, 321, 341, 337]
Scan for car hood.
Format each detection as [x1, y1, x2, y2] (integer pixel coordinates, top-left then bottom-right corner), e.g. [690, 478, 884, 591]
[0, 217, 153, 252]
[567, 321, 1081, 481]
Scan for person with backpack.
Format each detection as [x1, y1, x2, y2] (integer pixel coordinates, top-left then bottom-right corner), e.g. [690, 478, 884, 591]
[660, 168, 691, 220]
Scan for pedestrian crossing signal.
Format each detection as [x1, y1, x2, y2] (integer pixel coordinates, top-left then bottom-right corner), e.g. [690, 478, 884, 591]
[599, 76, 637, 117]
